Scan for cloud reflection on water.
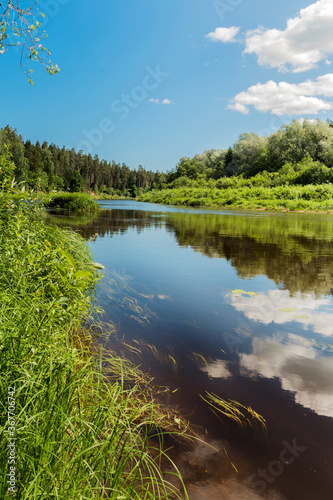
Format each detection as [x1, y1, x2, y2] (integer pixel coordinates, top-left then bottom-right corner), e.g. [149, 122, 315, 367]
[226, 289, 333, 417]
[240, 337, 333, 418]
[227, 289, 333, 337]
[200, 359, 232, 379]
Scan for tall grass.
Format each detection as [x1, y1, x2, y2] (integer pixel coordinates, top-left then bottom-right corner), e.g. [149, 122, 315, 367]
[139, 160, 333, 212]
[139, 183, 333, 212]
[0, 150, 189, 499]
[43, 192, 101, 212]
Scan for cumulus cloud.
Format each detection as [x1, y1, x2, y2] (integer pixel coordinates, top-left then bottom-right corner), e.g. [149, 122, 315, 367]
[228, 73, 333, 115]
[298, 118, 318, 125]
[148, 98, 172, 105]
[205, 26, 240, 43]
[244, 0, 333, 73]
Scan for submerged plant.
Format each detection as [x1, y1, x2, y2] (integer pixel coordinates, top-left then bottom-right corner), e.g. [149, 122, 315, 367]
[201, 392, 267, 433]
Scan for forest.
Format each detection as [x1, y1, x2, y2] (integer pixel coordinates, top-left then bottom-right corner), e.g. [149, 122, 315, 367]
[139, 119, 333, 211]
[0, 125, 166, 196]
[166, 119, 333, 184]
[2, 119, 333, 205]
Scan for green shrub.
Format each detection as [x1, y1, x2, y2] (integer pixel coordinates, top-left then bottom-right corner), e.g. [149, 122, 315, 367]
[44, 192, 100, 212]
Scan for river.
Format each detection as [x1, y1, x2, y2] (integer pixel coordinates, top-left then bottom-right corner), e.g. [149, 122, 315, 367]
[46, 200, 333, 500]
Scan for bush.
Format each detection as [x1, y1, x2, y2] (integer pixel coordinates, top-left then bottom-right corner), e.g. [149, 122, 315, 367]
[44, 193, 100, 212]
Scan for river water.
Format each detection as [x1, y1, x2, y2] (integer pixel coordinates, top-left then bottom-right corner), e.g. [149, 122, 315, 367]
[46, 200, 333, 500]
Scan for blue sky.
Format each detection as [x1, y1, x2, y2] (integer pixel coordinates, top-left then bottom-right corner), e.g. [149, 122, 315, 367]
[1, 0, 332, 171]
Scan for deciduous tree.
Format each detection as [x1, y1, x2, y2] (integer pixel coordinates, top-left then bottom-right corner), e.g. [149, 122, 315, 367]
[0, 1, 59, 82]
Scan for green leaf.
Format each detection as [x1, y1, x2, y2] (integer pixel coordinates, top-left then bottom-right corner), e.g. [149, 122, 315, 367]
[60, 249, 76, 270]
[86, 262, 105, 270]
[49, 284, 58, 297]
[56, 297, 68, 305]
[75, 270, 92, 279]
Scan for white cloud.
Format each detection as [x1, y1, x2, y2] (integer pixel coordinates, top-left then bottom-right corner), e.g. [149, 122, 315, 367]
[148, 98, 172, 105]
[204, 59, 220, 67]
[298, 118, 317, 125]
[228, 73, 333, 115]
[205, 26, 240, 43]
[244, 0, 333, 73]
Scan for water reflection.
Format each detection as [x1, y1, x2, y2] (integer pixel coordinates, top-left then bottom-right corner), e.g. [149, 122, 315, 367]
[240, 336, 333, 418]
[45, 207, 333, 296]
[166, 211, 333, 297]
[227, 289, 333, 337]
[200, 359, 232, 379]
[45, 202, 333, 500]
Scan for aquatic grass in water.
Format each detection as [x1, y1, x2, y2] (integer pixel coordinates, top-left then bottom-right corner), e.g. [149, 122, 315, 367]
[201, 392, 267, 434]
[97, 269, 158, 328]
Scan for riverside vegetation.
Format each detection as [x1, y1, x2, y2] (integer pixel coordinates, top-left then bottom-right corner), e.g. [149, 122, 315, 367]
[138, 165, 333, 211]
[138, 119, 333, 211]
[0, 148, 190, 499]
[43, 192, 101, 212]
[2, 119, 333, 211]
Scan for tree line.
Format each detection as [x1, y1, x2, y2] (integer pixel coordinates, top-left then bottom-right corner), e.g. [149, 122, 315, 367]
[0, 125, 166, 195]
[168, 119, 333, 186]
[2, 119, 333, 196]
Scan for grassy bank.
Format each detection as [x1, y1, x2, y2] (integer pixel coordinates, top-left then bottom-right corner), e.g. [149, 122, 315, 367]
[138, 160, 333, 212]
[0, 151, 188, 499]
[43, 192, 101, 212]
[96, 193, 132, 200]
[139, 183, 333, 212]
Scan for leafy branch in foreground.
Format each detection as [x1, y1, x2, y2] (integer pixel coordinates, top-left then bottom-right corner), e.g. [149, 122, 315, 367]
[0, 1, 59, 82]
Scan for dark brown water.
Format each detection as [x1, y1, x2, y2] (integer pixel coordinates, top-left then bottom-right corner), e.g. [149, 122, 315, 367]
[46, 200, 333, 500]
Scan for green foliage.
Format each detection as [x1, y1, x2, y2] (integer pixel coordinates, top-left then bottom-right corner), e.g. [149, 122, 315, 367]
[69, 169, 82, 192]
[139, 123, 333, 212]
[164, 119, 333, 182]
[44, 193, 101, 212]
[139, 169, 333, 212]
[1, 125, 161, 196]
[0, 150, 189, 499]
[0, 144, 15, 187]
[0, 1, 59, 82]
[4, 118, 333, 204]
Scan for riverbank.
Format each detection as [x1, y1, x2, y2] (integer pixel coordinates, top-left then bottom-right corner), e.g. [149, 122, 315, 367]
[0, 152, 189, 499]
[138, 183, 333, 213]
